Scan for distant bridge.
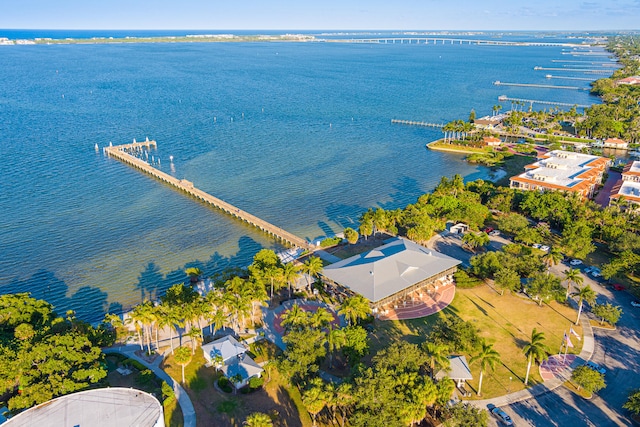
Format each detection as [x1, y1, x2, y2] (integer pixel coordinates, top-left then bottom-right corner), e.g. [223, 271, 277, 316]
[331, 37, 588, 47]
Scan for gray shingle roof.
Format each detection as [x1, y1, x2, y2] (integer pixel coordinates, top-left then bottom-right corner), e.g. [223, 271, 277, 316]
[322, 237, 461, 303]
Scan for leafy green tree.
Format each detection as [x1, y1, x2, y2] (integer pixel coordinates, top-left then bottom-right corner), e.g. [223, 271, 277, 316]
[338, 295, 371, 326]
[470, 251, 502, 279]
[342, 325, 369, 365]
[561, 219, 596, 259]
[523, 328, 550, 385]
[462, 232, 490, 252]
[372, 341, 426, 372]
[470, 340, 501, 396]
[623, 389, 640, 416]
[494, 268, 520, 295]
[526, 273, 565, 306]
[592, 302, 623, 326]
[244, 412, 273, 427]
[174, 346, 192, 385]
[573, 285, 597, 325]
[571, 365, 606, 394]
[344, 227, 359, 244]
[443, 402, 488, 427]
[514, 227, 543, 246]
[428, 316, 480, 353]
[280, 328, 327, 383]
[495, 213, 530, 235]
[185, 267, 202, 283]
[359, 219, 374, 240]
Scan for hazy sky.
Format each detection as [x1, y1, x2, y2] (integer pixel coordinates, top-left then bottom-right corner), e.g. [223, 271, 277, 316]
[1, 0, 638, 31]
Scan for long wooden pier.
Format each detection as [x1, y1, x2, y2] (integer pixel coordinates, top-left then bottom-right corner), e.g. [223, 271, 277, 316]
[391, 119, 444, 128]
[493, 81, 588, 90]
[497, 95, 590, 109]
[341, 37, 586, 47]
[104, 140, 313, 251]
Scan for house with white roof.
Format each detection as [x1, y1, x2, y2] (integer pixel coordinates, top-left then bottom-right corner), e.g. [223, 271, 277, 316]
[321, 237, 461, 309]
[509, 150, 610, 199]
[201, 335, 263, 389]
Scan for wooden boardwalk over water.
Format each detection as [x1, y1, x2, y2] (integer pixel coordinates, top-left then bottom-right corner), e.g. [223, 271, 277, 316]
[104, 140, 313, 251]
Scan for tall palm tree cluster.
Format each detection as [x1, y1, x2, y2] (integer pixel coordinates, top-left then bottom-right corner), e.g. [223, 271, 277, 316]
[108, 250, 326, 356]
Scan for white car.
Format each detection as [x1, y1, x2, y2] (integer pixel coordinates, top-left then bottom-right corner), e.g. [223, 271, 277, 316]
[489, 230, 500, 237]
[570, 259, 583, 266]
[591, 268, 602, 278]
[532, 243, 541, 249]
[631, 300, 640, 307]
[540, 245, 550, 252]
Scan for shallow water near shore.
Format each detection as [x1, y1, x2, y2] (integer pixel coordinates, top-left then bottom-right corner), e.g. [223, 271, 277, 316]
[0, 35, 604, 321]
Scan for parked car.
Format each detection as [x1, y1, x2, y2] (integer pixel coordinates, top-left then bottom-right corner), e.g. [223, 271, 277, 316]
[540, 245, 550, 252]
[532, 243, 541, 249]
[487, 404, 514, 426]
[585, 360, 606, 375]
[484, 227, 494, 234]
[583, 266, 594, 274]
[489, 230, 500, 237]
[591, 268, 602, 278]
[613, 283, 625, 291]
[570, 259, 583, 266]
[631, 300, 640, 307]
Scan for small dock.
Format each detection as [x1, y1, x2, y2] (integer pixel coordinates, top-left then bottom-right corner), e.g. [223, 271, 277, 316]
[497, 95, 590, 109]
[544, 75, 594, 81]
[493, 81, 588, 91]
[104, 141, 313, 251]
[391, 119, 444, 128]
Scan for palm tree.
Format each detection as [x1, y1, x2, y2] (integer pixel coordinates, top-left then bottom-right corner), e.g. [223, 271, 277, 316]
[326, 326, 346, 367]
[303, 378, 330, 427]
[563, 268, 584, 299]
[281, 262, 301, 298]
[157, 304, 182, 354]
[280, 303, 309, 331]
[244, 412, 273, 427]
[423, 342, 449, 378]
[338, 295, 371, 326]
[573, 284, 596, 325]
[185, 327, 202, 355]
[523, 328, 550, 385]
[310, 308, 334, 329]
[542, 248, 563, 273]
[335, 382, 354, 427]
[174, 346, 192, 384]
[470, 340, 501, 396]
[302, 256, 324, 290]
[263, 266, 283, 302]
[185, 267, 202, 283]
[131, 301, 155, 353]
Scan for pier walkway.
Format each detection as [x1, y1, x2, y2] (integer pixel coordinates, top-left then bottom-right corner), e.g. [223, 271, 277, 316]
[493, 81, 588, 91]
[497, 95, 590, 109]
[391, 119, 444, 128]
[104, 140, 313, 251]
[342, 37, 585, 47]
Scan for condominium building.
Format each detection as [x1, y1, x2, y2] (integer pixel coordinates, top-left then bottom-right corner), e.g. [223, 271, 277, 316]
[509, 150, 610, 199]
[609, 160, 640, 207]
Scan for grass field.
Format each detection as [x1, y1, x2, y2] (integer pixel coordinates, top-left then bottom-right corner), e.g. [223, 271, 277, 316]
[370, 283, 582, 399]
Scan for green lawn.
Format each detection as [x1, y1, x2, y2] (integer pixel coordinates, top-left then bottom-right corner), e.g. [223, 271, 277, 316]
[369, 283, 582, 399]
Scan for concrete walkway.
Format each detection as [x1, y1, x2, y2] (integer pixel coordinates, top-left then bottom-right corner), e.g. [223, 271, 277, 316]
[103, 345, 196, 427]
[469, 315, 595, 409]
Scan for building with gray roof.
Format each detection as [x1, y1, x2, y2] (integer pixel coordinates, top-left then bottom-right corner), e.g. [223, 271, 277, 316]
[321, 237, 461, 308]
[2, 387, 163, 427]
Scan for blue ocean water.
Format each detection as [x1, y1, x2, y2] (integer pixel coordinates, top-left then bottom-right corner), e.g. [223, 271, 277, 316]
[0, 36, 605, 321]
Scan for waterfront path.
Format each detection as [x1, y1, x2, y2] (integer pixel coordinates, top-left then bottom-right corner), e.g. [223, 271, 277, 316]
[104, 141, 313, 251]
[103, 345, 196, 427]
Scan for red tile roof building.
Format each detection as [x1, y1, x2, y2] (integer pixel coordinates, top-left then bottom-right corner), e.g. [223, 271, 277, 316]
[603, 137, 628, 149]
[609, 161, 640, 207]
[509, 150, 610, 199]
